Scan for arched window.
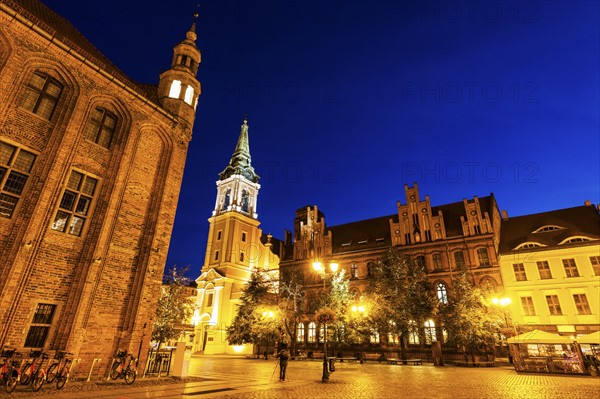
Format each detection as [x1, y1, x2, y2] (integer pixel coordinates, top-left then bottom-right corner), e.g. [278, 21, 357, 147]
[436, 282, 448, 304]
[408, 320, 419, 345]
[184, 86, 194, 105]
[424, 320, 437, 344]
[432, 253, 443, 271]
[308, 322, 316, 343]
[370, 332, 380, 344]
[222, 188, 231, 210]
[85, 107, 117, 148]
[20, 71, 63, 120]
[168, 80, 182, 99]
[388, 321, 399, 345]
[318, 325, 325, 343]
[241, 190, 249, 212]
[477, 248, 490, 266]
[296, 323, 305, 343]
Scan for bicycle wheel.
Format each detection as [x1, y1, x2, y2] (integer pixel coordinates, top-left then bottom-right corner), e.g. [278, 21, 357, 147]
[46, 363, 58, 383]
[19, 365, 31, 385]
[56, 371, 67, 390]
[109, 361, 120, 380]
[31, 372, 44, 392]
[124, 366, 136, 385]
[5, 371, 18, 393]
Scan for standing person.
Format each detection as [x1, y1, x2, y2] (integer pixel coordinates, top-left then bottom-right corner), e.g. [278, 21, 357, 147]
[277, 345, 289, 381]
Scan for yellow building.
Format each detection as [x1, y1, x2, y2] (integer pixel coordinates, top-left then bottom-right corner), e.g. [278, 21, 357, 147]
[498, 202, 600, 336]
[193, 118, 280, 354]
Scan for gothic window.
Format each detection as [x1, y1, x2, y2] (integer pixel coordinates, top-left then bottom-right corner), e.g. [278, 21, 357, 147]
[424, 320, 437, 344]
[296, 323, 305, 343]
[168, 80, 181, 99]
[454, 251, 466, 269]
[85, 107, 117, 148]
[477, 248, 490, 266]
[51, 171, 98, 236]
[241, 190, 249, 212]
[20, 71, 63, 120]
[0, 141, 36, 219]
[436, 282, 448, 304]
[24, 303, 56, 348]
[562, 259, 580, 277]
[536, 261, 552, 279]
[308, 322, 316, 343]
[432, 253, 443, 271]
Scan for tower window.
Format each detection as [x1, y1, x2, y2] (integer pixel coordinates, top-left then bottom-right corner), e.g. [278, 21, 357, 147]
[217, 230, 222, 240]
[0, 141, 36, 219]
[20, 71, 63, 120]
[240, 190, 249, 213]
[184, 86, 194, 105]
[85, 107, 117, 148]
[168, 80, 182, 99]
[51, 171, 98, 236]
[240, 251, 245, 262]
[241, 231, 247, 242]
[214, 250, 219, 261]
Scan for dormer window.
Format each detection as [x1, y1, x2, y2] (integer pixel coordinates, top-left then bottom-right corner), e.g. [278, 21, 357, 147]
[533, 225, 564, 233]
[375, 238, 385, 243]
[168, 80, 182, 99]
[559, 236, 593, 245]
[358, 240, 367, 245]
[341, 242, 351, 248]
[514, 242, 545, 250]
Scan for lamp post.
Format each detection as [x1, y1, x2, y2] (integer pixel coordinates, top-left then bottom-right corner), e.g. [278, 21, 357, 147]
[351, 304, 367, 363]
[313, 260, 339, 382]
[491, 296, 513, 359]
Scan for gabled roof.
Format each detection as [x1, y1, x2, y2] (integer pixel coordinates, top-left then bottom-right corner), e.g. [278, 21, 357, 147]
[500, 205, 600, 253]
[431, 195, 494, 238]
[5, 0, 158, 101]
[328, 214, 396, 253]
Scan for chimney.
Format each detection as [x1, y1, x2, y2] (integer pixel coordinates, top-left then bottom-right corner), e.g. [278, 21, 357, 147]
[584, 200, 591, 206]
[501, 210, 509, 220]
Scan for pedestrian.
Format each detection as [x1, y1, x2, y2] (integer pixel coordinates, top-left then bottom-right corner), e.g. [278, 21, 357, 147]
[277, 346, 289, 381]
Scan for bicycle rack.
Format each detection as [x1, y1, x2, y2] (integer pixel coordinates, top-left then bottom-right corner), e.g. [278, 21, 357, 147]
[87, 358, 102, 382]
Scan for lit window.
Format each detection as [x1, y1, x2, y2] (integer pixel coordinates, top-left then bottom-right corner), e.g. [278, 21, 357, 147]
[477, 248, 490, 266]
[85, 107, 117, 148]
[184, 86, 194, 105]
[573, 294, 591, 315]
[408, 320, 419, 344]
[513, 263, 527, 281]
[424, 320, 437, 344]
[24, 303, 56, 348]
[562, 259, 580, 278]
[591, 256, 600, 276]
[370, 332, 380, 344]
[51, 171, 98, 236]
[308, 322, 316, 343]
[0, 141, 36, 219]
[296, 323, 305, 343]
[436, 282, 448, 304]
[520, 296, 535, 316]
[536, 261, 552, 279]
[546, 295, 562, 315]
[350, 263, 358, 279]
[168, 80, 182, 99]
[20, 72, 63, 120]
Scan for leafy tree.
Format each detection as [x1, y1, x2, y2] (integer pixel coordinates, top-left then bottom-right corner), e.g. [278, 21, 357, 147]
[276, 275, 305, 356]
[227, 268, 279, 350]
[438, 272, 500, 360]
[151, 266, 194, 350]
[364, 248, 438, 359]
[326, 270, 355, 348]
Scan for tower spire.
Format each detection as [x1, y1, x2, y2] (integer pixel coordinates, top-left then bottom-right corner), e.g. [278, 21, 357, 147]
[219, 116, 259, 183]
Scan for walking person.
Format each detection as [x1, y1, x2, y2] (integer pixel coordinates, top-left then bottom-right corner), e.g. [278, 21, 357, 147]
[277, 345, 289, 381]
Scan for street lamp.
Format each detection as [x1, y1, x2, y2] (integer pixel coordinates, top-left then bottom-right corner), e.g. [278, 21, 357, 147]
[491, 297, 512, 327]
[312, 260, 339, 382]
[351, 304, 367, 363]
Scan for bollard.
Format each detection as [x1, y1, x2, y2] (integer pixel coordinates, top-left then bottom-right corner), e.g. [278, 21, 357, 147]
[87, 358, 101, 382]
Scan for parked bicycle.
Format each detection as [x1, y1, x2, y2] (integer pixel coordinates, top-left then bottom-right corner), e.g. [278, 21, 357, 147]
[46, 350, 73, 389]
[0, 348, 20, 393]
[19, 350, 48, 391]
[109, 350, 136, 385]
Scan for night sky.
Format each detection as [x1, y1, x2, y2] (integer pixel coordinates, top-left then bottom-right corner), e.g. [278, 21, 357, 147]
[39, 0, 599, 277]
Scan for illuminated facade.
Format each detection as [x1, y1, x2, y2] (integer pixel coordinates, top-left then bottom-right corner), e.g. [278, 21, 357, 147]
[498, 202, 600, 336]
[0, 0, 200, 376]
[194, 119, 280, 354]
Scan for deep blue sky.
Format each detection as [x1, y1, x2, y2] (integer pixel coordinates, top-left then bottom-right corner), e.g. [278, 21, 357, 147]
[41, 1, 599, 277]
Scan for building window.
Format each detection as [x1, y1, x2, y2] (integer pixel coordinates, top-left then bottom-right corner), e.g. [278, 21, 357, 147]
[296, 323, 305, 343]
[184, 86, 194, 105]
[350, 263, 358, 279]
[367, 262, 374, 277]
[217, 230, 222, 240]
[404, 233, 411, 244]
[0, 141, 36, 219]
[590, 256, 600, 276]
[20, 72, 63, 120]
[436, 282, 448, 304]
[573, 294, 591, 315]
[240, 251, 245, 262]
[546, 295, 562, 315]
[240, 190, 249, 213]
[454, 251, 465, 269]
[84, 107, 117, 148]
[536, 261, 552, 279]
[520, 297, 535, 316]
[432, 253, 443, 271]
[168, 80, 181, 99]
[424, 320, 437, 344]
[562, 259, 580, 278]
[51, 171, 98, 236]
[513, 263, 527, 281]
[206, 293, 213, 307]
[24, 303, 56, 348]
[318, 325, 325, 343]
[308, 322, 316, 343]
[477, 248, 490, 266]
[408, 326, 420, 345]
[214, 250, 219, 261]
[241, 231, 247, 242]
[370, 332, 380, 344]
[415, 256, 426, 270]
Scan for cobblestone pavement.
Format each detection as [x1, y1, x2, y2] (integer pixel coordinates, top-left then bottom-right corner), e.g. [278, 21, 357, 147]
[6, 356, 599, 399]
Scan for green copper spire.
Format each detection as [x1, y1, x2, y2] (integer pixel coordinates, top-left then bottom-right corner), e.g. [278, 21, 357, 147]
[219, 116, 259, 183]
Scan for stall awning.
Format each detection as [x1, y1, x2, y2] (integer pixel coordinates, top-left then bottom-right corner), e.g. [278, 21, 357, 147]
[577, 331, 600, 344]
[506, 329, 571, 345]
